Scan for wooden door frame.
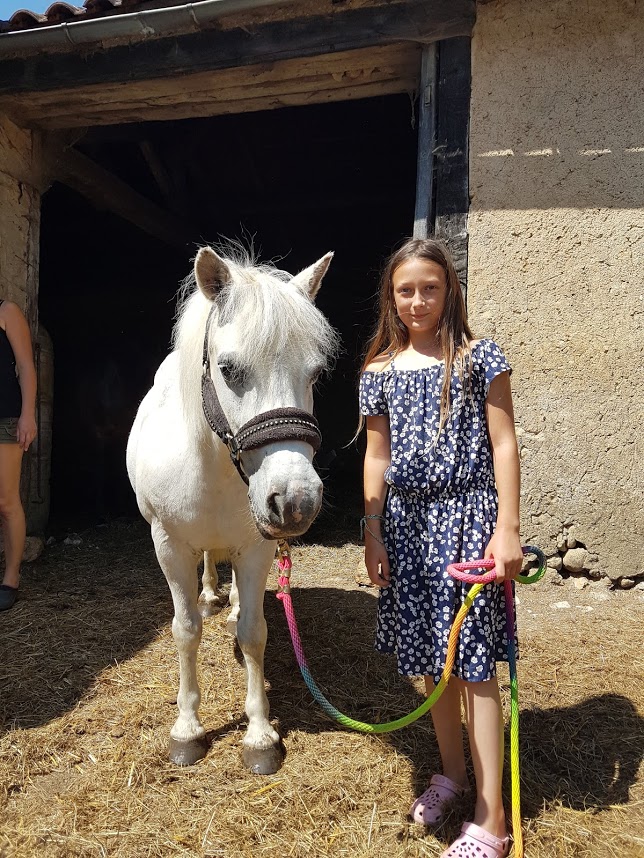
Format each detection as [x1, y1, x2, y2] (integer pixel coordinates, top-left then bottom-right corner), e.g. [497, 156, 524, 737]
[414, 36, 471, 296]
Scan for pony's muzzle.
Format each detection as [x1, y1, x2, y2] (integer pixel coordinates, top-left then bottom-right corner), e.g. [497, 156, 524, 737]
[262, 481, 322, 537]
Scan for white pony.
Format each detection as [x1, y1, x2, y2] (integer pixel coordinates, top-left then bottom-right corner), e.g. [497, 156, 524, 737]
[126, 245, 337, 774]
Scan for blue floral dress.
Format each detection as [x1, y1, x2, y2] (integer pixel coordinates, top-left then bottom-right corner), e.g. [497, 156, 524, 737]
[359, 339, 517, 684]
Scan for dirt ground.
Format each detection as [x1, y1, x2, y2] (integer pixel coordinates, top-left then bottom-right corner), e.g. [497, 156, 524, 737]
[0, 517, 642, 858]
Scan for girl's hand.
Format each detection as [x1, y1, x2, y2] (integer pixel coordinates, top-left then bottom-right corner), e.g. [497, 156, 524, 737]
[17, 413, 37, 452]
[364, 532, 391, 588]
[484, 527, 523, 583]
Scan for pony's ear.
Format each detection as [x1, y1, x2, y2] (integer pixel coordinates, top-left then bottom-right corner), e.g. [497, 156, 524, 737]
[291, 252, 334, 300]
[194, 247, 231, 301]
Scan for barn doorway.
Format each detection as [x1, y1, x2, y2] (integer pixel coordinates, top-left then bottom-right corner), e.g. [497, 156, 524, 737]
[38, 93, 418, 529]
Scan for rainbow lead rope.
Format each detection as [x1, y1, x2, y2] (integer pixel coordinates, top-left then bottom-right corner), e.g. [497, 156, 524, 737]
[276, 543, 545, 857]
[446, 551, 545, 858]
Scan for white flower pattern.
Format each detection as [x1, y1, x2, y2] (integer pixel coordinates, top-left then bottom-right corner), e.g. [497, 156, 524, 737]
[359, 339, 518, 683]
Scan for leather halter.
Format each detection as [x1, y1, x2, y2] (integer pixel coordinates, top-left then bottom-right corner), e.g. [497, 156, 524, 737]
[200, 305, 322, 486]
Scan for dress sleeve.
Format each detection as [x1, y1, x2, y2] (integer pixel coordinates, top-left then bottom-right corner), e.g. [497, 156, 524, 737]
[481, 340, 512, 396]
[359, 372, 389, 416]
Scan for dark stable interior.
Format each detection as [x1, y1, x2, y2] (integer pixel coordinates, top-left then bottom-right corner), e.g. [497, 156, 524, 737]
[38, 94, 418, 533]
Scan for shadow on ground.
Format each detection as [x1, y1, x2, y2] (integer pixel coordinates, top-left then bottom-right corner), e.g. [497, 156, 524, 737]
[3, 519, 641, 830]
[0, 519, 171, 733]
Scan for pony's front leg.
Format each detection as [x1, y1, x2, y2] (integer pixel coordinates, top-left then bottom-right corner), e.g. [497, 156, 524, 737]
[234, 542, 283, 775]
[152, 522, 208, 766]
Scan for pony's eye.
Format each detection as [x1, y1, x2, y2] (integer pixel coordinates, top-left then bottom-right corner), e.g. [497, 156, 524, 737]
[218, 361, 248, 390]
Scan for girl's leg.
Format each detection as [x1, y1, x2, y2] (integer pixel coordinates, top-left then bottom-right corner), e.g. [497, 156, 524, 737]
[457, 676, 507, 838]
[410, 678, 469, 826]
[425, 676, 468, 788]
[0, 444, 25, 589]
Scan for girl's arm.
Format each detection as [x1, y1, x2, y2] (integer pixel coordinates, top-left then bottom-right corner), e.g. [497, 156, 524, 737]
[485, 371, 523, 582]
[363, 414, 392, 587]
[3, 302, 37, 452]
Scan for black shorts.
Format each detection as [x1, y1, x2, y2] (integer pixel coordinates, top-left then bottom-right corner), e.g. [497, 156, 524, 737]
[0, 417, 19, 444]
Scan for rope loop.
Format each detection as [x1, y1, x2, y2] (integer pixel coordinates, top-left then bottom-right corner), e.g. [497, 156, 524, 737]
[446, 546, 547, 585]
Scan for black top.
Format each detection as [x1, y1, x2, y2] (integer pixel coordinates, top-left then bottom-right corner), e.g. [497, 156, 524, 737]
[0, 301, 22, 418]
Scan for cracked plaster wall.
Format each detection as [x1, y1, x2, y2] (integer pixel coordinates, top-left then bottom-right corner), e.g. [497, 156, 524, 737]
[0, 114, 43, 535]
[0, 114, 41, 322]
[469, 0, 643, 580]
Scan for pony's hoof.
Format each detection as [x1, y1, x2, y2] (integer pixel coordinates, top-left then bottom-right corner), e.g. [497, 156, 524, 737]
[169, 735, 209, 766]
[198, 596, 226, 618]
[242, 743, 285, 775]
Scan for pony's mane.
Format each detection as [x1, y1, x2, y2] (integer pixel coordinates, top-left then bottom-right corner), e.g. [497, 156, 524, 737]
[172, 251, 339, 437]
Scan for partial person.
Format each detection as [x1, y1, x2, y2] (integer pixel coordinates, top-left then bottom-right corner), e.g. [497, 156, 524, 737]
[0, 299, 37, 611]
[359, 238, 522, 858]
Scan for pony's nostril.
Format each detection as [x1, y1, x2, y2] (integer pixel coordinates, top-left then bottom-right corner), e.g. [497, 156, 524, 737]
[267, 492, 281, 520]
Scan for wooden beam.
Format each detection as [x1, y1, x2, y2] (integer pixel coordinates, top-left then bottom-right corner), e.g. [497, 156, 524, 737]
[36, 78, 418, 128]
[0, 42, 421, 128]
[0, 0, 474, 96]
[44, 144, 193, 248]
[139, 140, 176, 208]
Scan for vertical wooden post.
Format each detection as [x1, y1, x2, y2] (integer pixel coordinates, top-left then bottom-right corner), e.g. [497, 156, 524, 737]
[433, 37, 471, 297]
[413, 44, 438, 239]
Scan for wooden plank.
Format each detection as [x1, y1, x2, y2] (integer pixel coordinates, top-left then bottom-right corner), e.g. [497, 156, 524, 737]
[433, 36, 471, 294]
[34, 77, 417, 128]
[2, 43, 415, 109]
[0, 44, 420, 129]
[0, 44, 420, 128]
[0, 43, 421, 127]
[139, 140, 176, 208]
[1, 44, 401, 108]
[44, 143, 193, 247]
[0, 0, 475, 96]
[412, 44, 437, 239]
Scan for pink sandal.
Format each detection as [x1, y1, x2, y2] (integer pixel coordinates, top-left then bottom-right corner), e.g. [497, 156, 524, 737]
[409, 774, 469, 826]
[440, 822, 510, 857]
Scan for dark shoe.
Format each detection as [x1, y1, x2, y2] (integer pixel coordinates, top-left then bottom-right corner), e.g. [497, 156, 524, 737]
[0, 585, 18, 611]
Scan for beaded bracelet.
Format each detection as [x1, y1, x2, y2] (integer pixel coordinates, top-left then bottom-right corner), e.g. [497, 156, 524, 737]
[360, 514, 385, 545]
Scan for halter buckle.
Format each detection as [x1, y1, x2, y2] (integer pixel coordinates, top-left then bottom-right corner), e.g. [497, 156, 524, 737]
[226, 433, 240, 458]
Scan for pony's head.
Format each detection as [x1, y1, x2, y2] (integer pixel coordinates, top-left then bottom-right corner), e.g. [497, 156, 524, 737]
[175, 245, 338, 539]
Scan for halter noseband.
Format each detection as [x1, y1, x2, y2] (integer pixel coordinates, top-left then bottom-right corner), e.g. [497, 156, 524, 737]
[200, 306, 322, 486]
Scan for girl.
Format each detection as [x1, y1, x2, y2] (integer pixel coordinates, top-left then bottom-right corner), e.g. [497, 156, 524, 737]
[0, 299, 37, 611]
[359, 238, 522, 858]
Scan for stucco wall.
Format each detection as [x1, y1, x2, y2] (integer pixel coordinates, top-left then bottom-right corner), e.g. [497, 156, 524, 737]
[0, 114, 43, 534]
[468, 0, 643, 582]
[0, 114, 41, 321]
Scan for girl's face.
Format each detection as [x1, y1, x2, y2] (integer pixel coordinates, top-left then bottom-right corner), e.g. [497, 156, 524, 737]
[392, 257, 447, 336]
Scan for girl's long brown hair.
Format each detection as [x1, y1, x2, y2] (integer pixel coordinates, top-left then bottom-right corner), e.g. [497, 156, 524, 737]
[360, 238, 474, 440]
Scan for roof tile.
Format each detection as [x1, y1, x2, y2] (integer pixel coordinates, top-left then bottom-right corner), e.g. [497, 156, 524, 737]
[1, 0, 180, 33]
